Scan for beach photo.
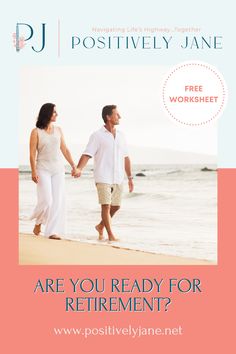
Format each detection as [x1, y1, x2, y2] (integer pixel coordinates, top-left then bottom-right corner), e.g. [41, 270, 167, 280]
[19, 66, 217, 265]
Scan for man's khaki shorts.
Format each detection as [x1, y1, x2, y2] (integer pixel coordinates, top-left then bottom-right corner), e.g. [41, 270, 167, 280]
[96, 183, 123, 206]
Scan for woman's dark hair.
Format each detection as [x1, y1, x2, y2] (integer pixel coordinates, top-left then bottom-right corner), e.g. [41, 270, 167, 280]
[102, 105, 116, 123]
[36, 103, 55, 129]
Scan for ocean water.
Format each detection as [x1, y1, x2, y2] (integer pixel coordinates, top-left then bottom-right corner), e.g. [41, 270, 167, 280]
[19, 165, 217, 261]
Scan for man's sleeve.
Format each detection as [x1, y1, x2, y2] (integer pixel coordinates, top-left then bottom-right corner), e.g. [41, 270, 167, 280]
[83, 133, 99, 157]
[123, 133, 129, 157]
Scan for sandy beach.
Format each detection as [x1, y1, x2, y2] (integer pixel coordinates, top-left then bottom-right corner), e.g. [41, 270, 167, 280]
[19, 233, 216, 265]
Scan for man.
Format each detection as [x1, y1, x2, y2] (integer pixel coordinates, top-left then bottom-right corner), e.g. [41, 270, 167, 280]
[73, 105, 134, 242]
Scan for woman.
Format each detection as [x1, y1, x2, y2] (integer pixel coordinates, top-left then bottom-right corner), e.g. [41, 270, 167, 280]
[29, 103, 76, 240]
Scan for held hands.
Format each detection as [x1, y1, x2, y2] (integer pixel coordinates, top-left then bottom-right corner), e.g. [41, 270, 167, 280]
[71, 166, 82, 178]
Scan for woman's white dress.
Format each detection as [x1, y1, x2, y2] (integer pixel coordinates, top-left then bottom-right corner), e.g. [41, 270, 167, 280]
[30, 126, 65, 237]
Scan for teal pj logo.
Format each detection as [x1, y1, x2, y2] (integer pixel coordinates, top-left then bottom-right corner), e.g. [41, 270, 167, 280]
[13, 23, 46, 52]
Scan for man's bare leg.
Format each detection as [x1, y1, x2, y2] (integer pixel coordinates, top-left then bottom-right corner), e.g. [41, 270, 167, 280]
[96, 205, 120, 240]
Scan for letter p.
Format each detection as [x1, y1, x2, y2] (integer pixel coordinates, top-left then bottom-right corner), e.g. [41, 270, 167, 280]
[72, 36, 80, 48]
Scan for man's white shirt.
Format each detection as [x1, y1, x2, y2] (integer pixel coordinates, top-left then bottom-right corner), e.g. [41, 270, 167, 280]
[83, 126, 128, 184]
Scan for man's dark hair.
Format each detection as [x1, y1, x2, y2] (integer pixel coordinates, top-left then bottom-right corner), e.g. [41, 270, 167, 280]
[102, 105, 117, 123]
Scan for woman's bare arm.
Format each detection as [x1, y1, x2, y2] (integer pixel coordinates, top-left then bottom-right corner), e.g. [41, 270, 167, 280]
[59, 127, 76, 169]
[29, 128, 39, 183]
